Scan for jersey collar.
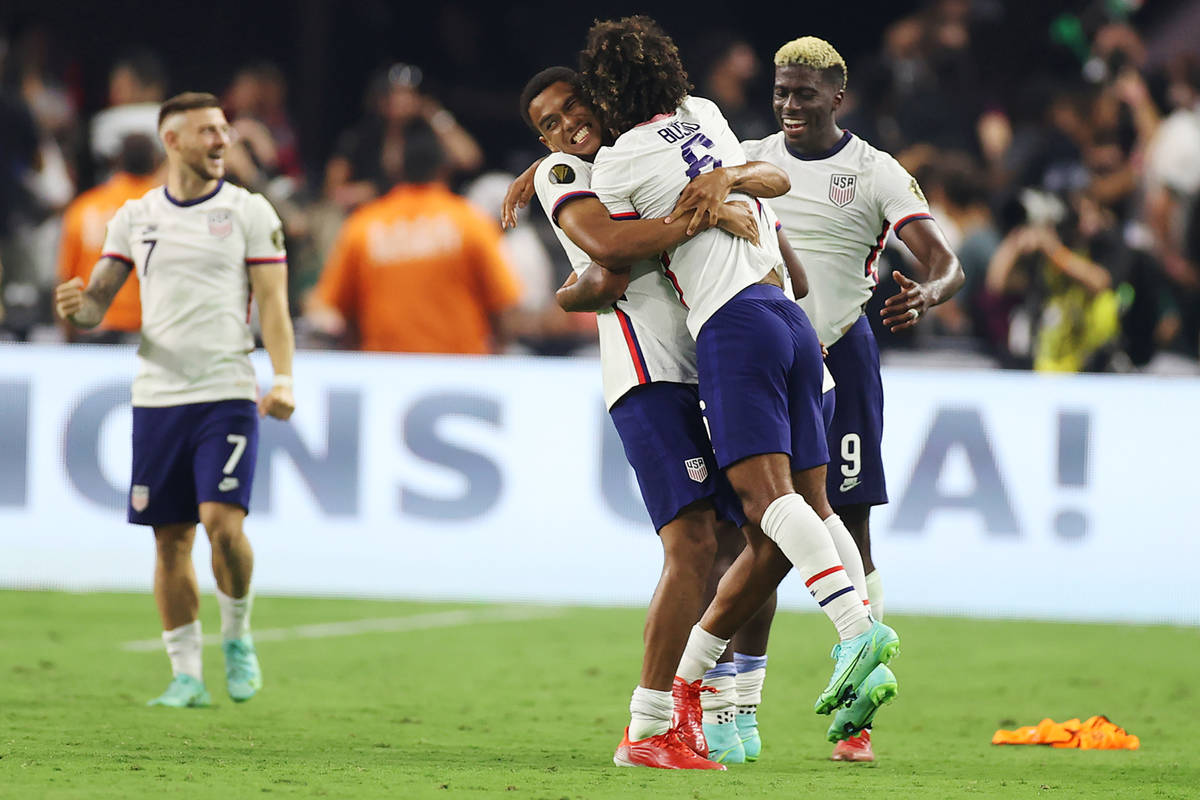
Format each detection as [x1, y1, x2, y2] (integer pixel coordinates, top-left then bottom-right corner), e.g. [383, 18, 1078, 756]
[164, 179, 224, 207]
[784, 129, 852, 161]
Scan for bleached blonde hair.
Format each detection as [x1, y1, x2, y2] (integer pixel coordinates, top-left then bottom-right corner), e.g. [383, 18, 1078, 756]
[774, 37, 847, 90]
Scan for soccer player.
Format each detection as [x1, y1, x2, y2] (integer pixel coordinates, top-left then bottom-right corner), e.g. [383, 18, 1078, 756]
[54, 92, 296, 708]
[518, 66, 794, 769]
[577, 14, 898, 755]
[740, 37, 963, 761]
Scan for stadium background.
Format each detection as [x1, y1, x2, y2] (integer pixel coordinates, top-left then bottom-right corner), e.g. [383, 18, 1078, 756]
[1, 0, 1198, 620]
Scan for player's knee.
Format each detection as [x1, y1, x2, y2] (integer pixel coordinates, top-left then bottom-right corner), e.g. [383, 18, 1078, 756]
[154, 526, 195, 567]
[660, 518, 718, 574]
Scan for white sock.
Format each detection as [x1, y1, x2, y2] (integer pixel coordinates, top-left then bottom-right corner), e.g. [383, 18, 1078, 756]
[760, 494, 870, 640]
[215, 587, 253, 642]
[735, 669, 766, 710]
[628, 686, 673, 741]
[866, 570, 884, 621]
[824, 514, 870, 614]
[162, 620, 203, 682]
[676, 624, 730, 683]
[701, 669, 737, 725]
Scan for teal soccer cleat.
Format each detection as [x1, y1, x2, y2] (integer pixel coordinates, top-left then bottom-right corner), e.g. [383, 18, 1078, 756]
[147, 674, 211, 708]
[735, 712, 762, 761]
[827, 664, 898, 742]
[814, 619, 899, 714]
[222, 636, 263, 702]
[702, 720, 746, 764]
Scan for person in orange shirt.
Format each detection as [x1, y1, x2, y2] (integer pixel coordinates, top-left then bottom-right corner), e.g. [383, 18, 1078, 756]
[58, 133, 162, 341]
[306, 119, 522, 354]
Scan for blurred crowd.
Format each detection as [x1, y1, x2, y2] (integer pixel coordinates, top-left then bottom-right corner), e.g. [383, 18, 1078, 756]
[1, 0, 1198, 372]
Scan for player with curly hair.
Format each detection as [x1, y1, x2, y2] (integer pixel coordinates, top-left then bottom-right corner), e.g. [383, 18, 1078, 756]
[580, 16, 901, 764]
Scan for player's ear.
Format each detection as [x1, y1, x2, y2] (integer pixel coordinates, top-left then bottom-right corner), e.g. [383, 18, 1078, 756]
[538, 135, 558, 154]
[831, 89, 845, 112]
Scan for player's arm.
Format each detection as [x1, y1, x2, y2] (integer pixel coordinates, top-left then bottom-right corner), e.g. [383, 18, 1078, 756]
[557, 196, 758, 273]
[556, 264, 631, 312]
[501, 157, 546, 230]
[666, 162, 791, 235]
[882, 219, 965, 332]
[779, 228, 809, 299]
[54, 257, 131, 329]
[249, 262, 296, 420]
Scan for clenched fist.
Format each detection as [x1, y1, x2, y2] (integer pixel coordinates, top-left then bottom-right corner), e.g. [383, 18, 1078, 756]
[54, 277, 85, 321]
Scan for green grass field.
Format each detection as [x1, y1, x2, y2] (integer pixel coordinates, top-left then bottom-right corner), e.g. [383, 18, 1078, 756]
[2, 590, 1197, 799]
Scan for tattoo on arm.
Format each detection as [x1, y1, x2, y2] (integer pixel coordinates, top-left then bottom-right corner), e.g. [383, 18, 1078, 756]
[71, 257, 131, 328]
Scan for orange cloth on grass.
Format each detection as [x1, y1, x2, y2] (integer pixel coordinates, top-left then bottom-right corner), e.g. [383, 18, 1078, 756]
[992, 716, 1139, 750]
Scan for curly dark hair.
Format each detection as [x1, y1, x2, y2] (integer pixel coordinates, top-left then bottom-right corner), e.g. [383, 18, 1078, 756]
[578, 16, 692, 136]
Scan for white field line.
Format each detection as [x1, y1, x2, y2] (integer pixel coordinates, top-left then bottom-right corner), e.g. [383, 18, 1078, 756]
[121, 606, 562, 652]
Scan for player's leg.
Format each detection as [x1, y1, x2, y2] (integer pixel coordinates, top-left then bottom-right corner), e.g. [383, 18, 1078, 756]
[609, 384, 726, 770]
[825, 317, 888, 616]
[194, 400, 262, 702]
[129, 404, 210, 708]
[698, 521, 750, 764]
[681, 292, 895, 712]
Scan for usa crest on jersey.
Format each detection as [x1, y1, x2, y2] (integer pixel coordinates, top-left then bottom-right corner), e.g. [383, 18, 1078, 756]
[131, 484, 150, 512]
[829, 174, 856, 207]
[684, 457, 708, 483]
[208, 209, 233, 238]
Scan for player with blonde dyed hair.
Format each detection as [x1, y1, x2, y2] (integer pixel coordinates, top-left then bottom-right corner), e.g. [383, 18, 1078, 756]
[731, 34, 964, 761]
[55, 91, 296, 709]
[773, 36, 848, 89]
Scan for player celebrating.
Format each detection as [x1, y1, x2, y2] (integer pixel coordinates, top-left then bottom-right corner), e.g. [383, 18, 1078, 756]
[54, 92, 296, 708]
[740, 37, 963, 761]
[578, 15, 897, 759]
[518, 66, 793, 769]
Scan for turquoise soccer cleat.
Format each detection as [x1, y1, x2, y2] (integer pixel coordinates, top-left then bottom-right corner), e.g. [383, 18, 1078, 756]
[827, 664, 898, 742]
[146, 674, 211, 708]
[735, 712, 762, 761]
[702, 720, 746, 764]
[222, 636, 263, 702]
[814, 619, 900, 715]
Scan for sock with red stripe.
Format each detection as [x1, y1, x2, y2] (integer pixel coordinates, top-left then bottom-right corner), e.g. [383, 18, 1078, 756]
[823, 514, 870, 613]
[760, 494, 870, 641]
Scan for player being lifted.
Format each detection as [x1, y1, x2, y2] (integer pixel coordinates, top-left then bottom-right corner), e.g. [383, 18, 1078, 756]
[738, 37, 963, 761]
[516, 66, 797, 769]
[576, 15, 898, 755]
[55, 92, 296, 708]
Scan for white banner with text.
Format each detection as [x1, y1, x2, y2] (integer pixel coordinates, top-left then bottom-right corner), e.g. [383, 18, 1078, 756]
[1, 344, 1196, 624]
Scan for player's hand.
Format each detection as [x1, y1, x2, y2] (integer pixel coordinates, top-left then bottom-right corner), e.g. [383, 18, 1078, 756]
[820, 340, 829, 359]
[881, 270, 933, 332]
[714, 201, 760, 246]
[259, 382, 295, 420]
[502, 159, 543, 230]
[54, 277, 85, 321]
[666, 169, 736, 236]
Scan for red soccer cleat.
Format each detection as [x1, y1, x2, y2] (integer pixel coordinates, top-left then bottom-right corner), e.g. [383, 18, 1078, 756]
[830, 729, 875, 762]
[672, 676, 713, 757]
[613, 727, 727, 770]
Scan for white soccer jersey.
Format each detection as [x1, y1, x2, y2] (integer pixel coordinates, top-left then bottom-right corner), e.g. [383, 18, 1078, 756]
[101, 180, 286, 407]
[534, 152, 697, 409]
[592, 96, 778, 338]
[742, 131, 932, 346]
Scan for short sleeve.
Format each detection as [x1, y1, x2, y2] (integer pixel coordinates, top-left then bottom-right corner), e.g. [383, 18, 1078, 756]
[872, 154, 933, 235]
[244, 193, 287, 264]
[533, 154, 596, 227]
[741, 137, 768, 161]
[591, 148, 640, 220]
[99, 202, 134, 266]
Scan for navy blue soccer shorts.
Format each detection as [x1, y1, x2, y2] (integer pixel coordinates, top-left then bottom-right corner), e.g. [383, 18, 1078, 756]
[128, 399, 259, 526]
[823, 315, 888, 507]
[609, 381, 746, 532]
[696, 283, 829, 473]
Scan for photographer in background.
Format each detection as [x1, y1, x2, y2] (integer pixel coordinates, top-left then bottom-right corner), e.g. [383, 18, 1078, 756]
[985, 189, 1129, 372]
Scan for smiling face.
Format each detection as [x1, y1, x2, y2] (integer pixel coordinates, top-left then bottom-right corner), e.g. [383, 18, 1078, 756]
[163, 106, 231, 182]
[527, 80, 602, 159]
[772, 64, 844, 152]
